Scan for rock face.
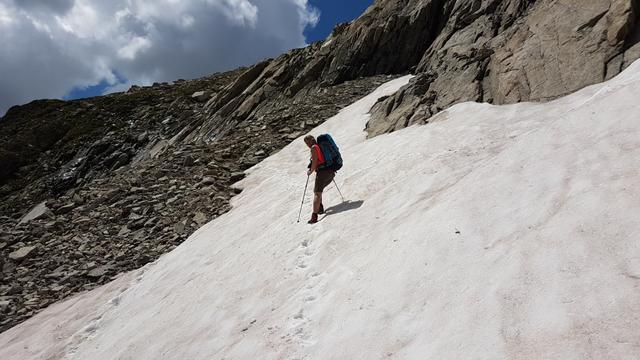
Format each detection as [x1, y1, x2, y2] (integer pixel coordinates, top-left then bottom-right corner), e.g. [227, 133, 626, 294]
[1, 0, 639, 334]
[366, 0, 640, 136]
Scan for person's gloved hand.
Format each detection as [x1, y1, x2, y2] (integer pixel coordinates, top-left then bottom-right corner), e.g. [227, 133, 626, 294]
[307, 169, 313, 176]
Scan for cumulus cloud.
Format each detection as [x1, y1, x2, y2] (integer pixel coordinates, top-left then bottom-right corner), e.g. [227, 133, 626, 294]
[0, 0, 320, 115]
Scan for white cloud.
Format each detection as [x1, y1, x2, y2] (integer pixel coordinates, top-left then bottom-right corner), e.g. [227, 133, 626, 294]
[0, 0, 319, 115]
[117, 36, 152, 60]
[0, 3, 15, 27]
[214, 0, 258, 26]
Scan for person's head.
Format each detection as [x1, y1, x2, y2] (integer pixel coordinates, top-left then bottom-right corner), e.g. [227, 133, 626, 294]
[304, 135, 316, 148]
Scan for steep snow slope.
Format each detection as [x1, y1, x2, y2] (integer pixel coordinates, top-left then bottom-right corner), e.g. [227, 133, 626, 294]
[2, 63, 640, 359]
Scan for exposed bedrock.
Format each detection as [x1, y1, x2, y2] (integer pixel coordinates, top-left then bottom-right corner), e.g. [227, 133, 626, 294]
[366, 0, 640, 136]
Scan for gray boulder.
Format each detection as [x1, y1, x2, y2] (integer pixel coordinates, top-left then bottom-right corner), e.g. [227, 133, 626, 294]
[191, 91, 210, 102]
[9, 246, 37, 261]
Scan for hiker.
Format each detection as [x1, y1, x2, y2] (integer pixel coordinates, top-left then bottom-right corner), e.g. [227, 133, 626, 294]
[304, 135, 335, 224]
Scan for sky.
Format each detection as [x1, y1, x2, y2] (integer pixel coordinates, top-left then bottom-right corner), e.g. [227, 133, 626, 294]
[0, 0, 373, 116]
[304, 0, 372, 43]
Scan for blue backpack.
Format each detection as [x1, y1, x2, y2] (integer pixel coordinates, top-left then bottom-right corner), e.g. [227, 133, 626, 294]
[317, 134, 343, 171]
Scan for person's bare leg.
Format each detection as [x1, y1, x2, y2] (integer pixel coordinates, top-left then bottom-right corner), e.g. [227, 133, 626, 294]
[313, 192, 322, 213]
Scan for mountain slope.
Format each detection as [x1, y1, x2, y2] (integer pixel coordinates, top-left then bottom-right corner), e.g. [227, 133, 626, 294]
[0, 72, 394, 332]
[2, 61, 640, 359]
[2, 0, 640, 332]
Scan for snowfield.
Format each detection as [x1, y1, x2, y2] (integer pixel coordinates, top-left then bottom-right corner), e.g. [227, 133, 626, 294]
[2, 62, 640, 359]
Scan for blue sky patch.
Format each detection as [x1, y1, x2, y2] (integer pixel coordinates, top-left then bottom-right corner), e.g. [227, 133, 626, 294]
[304, 0, 373, 43]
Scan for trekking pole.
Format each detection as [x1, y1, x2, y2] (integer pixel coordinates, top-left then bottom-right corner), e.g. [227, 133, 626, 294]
[297, 175, 310, 222]
[333, 179, 345, 203]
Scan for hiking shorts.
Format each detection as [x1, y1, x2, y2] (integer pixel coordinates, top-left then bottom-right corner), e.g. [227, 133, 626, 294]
[314, 169, 335, 193]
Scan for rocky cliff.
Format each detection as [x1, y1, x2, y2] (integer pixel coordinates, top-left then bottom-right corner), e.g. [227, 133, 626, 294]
[366, 0, 640, 135]
[1, 0, 639, 332]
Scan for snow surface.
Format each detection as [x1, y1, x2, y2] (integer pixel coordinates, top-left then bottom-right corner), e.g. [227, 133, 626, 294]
[2, 63, 640, 359]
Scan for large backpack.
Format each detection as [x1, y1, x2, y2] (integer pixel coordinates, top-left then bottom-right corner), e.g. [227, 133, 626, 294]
[317, 134, 343, 171]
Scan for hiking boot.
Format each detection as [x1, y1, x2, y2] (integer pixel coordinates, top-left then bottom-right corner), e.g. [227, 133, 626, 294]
[307, 213, 318, 224]
[318, 204, 325, 215]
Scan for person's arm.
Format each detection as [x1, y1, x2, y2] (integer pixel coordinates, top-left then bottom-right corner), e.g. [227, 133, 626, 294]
[307, 146, 319, 175]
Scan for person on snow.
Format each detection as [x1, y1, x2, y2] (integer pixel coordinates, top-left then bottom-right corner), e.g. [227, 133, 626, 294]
[304, 135, 335, 224]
